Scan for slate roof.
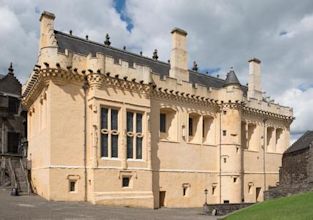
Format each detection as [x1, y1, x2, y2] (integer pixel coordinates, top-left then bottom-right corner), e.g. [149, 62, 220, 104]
[224, 70, 241, 87]
[54, 30, 248, 92]
[285, 131, 313, 154]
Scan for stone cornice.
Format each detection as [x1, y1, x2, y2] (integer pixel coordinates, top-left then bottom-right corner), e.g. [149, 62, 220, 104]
[243, 105, 294, 122]
[22, 68, 85, 109]
[151, 86, 220, 110]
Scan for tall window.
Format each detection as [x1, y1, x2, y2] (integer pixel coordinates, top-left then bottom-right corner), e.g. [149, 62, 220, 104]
[160, 113, 166, 133]
[127, 111, 143, 159]
[100, 107, 119, 158]
[188, 117, 193, 136]
[8, 97, 19, 114]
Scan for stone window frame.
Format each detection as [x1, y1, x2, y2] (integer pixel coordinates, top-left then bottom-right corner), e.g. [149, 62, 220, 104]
[159, 106, 178, 142]
[126, 110, 144, 160]
[182, 183, 191, 197]
[67, 175, 80, 193]
[100, 106, 120, 159]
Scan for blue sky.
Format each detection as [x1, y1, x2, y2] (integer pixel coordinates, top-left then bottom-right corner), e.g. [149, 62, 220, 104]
[113, 0, 133, 32]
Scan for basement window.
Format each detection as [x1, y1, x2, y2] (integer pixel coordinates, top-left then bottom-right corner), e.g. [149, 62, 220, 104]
[212, 186, 216, 195]
[182, 183, 190, 197]
[69, 180, 77, 192]
[122, 176, 130, 188]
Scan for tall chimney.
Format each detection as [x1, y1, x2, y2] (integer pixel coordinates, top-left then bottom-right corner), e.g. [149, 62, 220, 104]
[39, 11, 57, 49]
[248, 58, 262, 100]
[169, 28, 189, 82]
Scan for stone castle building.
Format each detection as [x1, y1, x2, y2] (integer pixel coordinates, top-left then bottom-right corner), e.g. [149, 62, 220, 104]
[0, 64, 26, 155]
[22, 11, 294, 208]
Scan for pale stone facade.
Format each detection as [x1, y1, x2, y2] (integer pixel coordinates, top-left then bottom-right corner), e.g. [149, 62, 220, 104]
[22, 11, 294, 208]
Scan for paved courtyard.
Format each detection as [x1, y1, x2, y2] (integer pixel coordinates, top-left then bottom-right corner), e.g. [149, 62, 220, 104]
[0, 189, 218, 220]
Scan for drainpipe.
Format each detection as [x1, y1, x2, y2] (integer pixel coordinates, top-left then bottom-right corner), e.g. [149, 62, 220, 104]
[82, 76, 89, 202]
[219, 109, 222, 204]
[263, 119, 267, 195]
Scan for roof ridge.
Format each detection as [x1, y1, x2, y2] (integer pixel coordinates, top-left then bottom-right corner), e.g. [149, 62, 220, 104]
[54, 30, 245, 88]
[189, 69, 225, 82]
[54, 30, 170, 66]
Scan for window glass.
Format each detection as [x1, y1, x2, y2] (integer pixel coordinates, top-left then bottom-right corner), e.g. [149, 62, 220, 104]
[136, 113, 142, 133]
[189, 117, 193, 136]
[136, 137, 142, 159]
[127, 136, 133, 159]
[160, 113, 166, 133]
[111, 134, 118, 158]
[111, 109, 118, 130]
[101, 134, 108, 157]
[127, 112, 133, 132]
[8, 97, 19, 114]
[101, 108, 108, 129]
[122, 177, 130, 187]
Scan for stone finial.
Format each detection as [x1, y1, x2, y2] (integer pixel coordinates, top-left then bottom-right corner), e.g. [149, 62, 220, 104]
[123, 46, 126, 51]
[192, 61, 198, 71]
[140, 51, 143, 56]
[85, 35, 89, 40]
[69, 30, 72, 35]
[152, 49, 158, 60]
[8, 62, 14, 75]
[104, 33, 111, 46]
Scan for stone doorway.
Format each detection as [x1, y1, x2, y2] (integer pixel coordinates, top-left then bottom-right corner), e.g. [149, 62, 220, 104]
[256, 187, 262, 202]
[159, 191, 166, 207]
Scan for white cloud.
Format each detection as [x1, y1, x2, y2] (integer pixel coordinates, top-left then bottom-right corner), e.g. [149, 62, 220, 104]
[277, 88, 313, 134]
[0, 0, 312, 138]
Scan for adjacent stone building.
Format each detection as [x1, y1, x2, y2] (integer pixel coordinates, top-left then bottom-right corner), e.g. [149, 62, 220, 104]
[0, 64, 26, 155]
[22, 11, 294, 208]
[265, 131, 313, 199]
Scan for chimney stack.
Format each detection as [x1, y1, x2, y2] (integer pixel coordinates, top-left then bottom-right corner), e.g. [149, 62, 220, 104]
[248, 58, 262, 100]
[39, 11, 57, 49]
[169, 28, 189, 82]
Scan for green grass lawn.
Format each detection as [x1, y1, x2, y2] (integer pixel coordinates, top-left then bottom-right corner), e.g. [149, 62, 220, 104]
[224, 191, 313, 220]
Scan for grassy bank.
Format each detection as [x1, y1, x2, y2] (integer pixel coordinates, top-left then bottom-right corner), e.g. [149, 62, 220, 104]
[224, 191, 313, 220]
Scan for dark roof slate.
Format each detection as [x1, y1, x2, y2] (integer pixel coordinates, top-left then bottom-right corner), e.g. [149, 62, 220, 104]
[224, 70, 241, 87]
[54, 30, 247, 91]
[285, 131, 313, 154]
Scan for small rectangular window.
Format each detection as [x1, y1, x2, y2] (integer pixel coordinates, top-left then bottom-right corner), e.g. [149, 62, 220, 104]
[122, 176, 130, 187]
[8, 97, 19, 114]
[233, 177, 237, 183]
[183, 187, 187, 196]
[69, 180, 76, 192]
[224, 200, 229, 204]
[160, 113, 166, 133]
[212, 186, 216, 195]
[224, 158, 227, 163]
[189, 117, 193, 136]
[223, 130, 227, 136]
